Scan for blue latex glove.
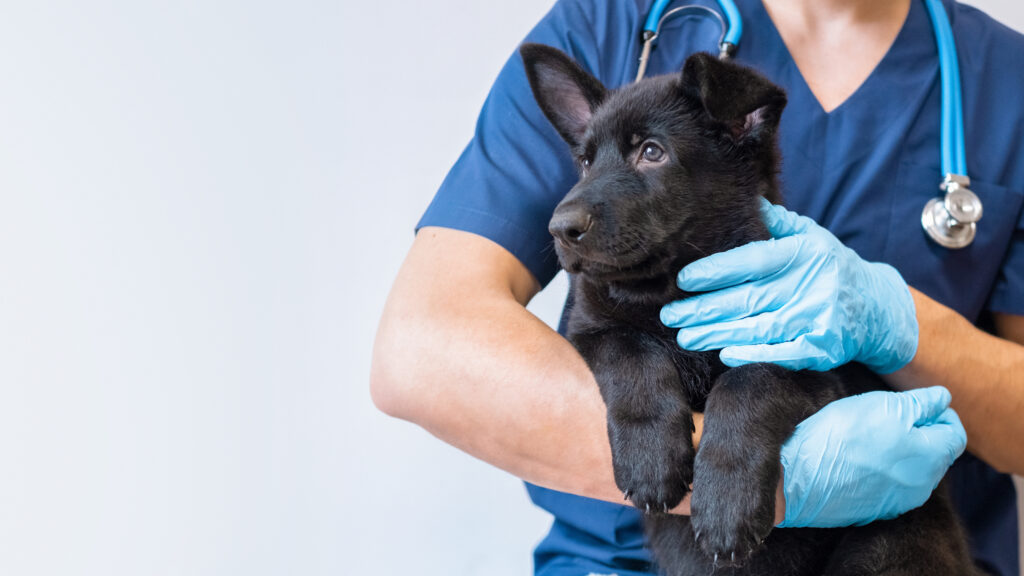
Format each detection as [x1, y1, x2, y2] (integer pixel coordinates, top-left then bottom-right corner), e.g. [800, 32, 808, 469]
[660, 199, 918, 373]
[777, 386, 967, 528]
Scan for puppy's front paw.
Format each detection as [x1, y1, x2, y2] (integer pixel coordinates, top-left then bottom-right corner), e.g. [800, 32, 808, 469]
[689, 444, 777, 566]
[610, 417, 694, 514]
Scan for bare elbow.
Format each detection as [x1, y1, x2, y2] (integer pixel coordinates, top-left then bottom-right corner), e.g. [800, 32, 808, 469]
[369, 325, 412, 419]
[370, 301, 438, 421]
[369, 361, 398, 417]
[369, 273, 448, 422]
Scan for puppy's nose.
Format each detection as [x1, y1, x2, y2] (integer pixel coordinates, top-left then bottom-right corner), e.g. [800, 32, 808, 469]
[549, 208, 594, 245]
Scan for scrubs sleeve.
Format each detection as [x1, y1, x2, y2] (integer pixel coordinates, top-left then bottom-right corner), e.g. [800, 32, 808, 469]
[986, 208, 1024, 316]
[416, 0, 639, 287]
[956, 4, 1024, 319]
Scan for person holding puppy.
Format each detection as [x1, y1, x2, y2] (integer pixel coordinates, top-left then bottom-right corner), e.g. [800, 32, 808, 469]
[371, 0, 1024, 574]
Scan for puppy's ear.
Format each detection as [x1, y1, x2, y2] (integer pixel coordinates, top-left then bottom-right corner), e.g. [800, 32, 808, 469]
[520, 43, 607, 147]
[681, 52, 787, 143]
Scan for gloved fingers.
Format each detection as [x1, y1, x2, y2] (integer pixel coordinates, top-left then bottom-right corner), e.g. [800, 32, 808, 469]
[932, 404, 965, 431]
[915, 407, 968, 463]
[675, 235, 802, 293]
[759, 197, 814, 238]
[718, 335, 833, 371]
[898, 386, 954, 427]
[660, 279, 788, 328]
[674, 311, 800, 352]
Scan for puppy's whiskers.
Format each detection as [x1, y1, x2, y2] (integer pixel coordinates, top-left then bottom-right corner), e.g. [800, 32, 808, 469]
[682, 240, 707, 257]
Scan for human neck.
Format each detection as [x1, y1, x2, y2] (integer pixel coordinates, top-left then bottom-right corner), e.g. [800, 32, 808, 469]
[760, 0, 912, 112]
[761, 0, 910, 29]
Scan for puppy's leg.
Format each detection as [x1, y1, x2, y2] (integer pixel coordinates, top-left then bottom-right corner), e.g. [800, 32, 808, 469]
[574, 329, 695, 513]
[689, 363, 843, 565]
[643, 515, 707, 576]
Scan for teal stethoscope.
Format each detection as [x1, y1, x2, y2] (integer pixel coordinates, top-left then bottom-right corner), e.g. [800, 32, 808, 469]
[637, 0, 983, 249]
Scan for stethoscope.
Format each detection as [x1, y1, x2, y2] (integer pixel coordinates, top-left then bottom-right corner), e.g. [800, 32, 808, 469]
[637, 0, 982, 249]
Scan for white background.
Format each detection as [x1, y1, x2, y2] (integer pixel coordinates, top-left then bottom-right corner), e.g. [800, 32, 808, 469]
[0, 1, 1021, 575]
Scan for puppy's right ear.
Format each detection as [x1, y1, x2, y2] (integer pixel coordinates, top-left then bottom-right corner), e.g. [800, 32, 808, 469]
[681, 52, 787, 144]
[520, 43, 607, 147]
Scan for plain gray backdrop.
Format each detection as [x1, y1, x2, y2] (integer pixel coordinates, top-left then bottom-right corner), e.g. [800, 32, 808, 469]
[0, 1, 1021, 575]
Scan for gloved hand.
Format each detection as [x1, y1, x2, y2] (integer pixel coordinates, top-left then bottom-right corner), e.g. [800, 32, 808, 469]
[660, 198, 918, 373]
[777, 386, 967, 528]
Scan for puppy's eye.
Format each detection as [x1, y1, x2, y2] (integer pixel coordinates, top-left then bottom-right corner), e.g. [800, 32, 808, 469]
[641, 143, 665, 163]
[580, 157, 591, 169]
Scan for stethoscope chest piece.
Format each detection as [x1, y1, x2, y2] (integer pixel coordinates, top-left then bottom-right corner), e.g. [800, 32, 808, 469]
[922, 197, 975, 249]
[941, 179, 983, 223]
[921, 175, 981, 249]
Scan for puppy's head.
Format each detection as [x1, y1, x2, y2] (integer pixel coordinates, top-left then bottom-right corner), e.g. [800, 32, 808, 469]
[520, 44, 786, 282]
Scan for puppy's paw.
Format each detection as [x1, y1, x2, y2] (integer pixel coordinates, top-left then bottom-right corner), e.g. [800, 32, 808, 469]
[610, 418, 694, 514]
[689, 445, 776, 566]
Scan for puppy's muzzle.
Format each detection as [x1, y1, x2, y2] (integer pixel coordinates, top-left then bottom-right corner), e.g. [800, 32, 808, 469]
[549, 206, 594, 246]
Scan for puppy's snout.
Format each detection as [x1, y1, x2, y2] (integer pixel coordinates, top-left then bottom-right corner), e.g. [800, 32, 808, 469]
[549, 207, 594, 245]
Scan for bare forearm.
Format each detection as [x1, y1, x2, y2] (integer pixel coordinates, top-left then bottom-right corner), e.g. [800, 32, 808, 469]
[884, 288, 1024, 474]
[371, 228, 702, 510]
[375, 286, 617, 500]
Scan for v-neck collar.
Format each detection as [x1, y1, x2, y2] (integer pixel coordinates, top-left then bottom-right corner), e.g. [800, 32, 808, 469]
[739, 0, 936, 120]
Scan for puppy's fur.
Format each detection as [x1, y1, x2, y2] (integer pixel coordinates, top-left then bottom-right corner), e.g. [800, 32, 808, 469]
[520, 43, 977, 576]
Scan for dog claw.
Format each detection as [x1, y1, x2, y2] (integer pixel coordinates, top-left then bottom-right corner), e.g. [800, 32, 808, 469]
[713, 553, 719, 566]
[694, 529, 701, 543]
[663, 503, 669, 513]
[623, 490, 631, 501]
[731, 552, 735, 564]
[645, 503, 651, 514]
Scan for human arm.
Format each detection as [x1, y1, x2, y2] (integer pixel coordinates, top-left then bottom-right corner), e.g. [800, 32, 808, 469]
[371, 226, 734, 515]
[884, 294, 1024, 474]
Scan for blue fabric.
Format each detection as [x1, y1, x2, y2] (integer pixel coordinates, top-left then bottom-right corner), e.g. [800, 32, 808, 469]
[416, 0, 1023, 574]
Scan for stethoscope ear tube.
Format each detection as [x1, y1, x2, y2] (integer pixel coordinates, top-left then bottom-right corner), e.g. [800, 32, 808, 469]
[636, 0, 738, 82]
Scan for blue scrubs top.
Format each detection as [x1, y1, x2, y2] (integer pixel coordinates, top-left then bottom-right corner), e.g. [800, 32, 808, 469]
[418, 0, 1024, 574]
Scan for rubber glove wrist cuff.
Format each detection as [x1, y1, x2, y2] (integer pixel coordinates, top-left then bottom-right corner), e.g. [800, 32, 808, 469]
[857, 262, 919, 374]
[775, 438, 857, 528]
[776, 440, 807, 528]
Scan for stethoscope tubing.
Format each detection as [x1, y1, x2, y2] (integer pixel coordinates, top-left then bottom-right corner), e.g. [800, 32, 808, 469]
[643, 0, 742, 45]
[923, 0, 966, 177]
[718, 0, 742, 45]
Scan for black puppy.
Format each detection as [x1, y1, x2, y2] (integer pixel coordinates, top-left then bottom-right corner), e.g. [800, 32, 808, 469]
[519, 43, 977, 575]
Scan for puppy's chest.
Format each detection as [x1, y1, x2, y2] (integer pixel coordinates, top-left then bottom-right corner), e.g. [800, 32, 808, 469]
[565, 281, 724, 406]
[666, 345, 723, 410]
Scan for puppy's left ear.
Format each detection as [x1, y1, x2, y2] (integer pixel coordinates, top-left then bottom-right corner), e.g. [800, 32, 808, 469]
[681, 52, 787, 143]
